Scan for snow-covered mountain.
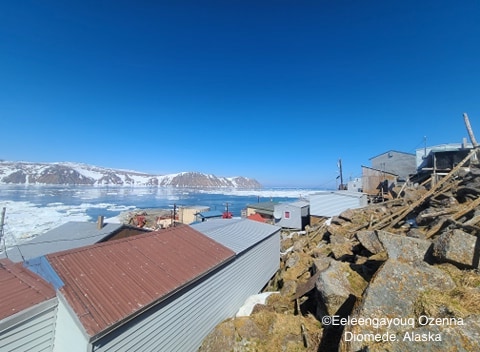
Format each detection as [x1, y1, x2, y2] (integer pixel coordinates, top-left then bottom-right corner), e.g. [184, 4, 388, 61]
[0, 161, 262, 188]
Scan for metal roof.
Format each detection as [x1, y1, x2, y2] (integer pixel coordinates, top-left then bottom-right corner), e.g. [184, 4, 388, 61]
[192, 218, 280, 254]
[1, 221, 125, 263]
[197, 210, 223, 218]
[245, 201, 279, 216]
[309, 191, 368, 217]
[0, 259, 56, 321]
[46, 225, 235, 338]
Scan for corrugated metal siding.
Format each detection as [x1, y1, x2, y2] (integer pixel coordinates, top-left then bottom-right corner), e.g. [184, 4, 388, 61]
[0, 299, 57, 352]
[92, 233, 280, 352]
[192, 219, 280, 254]
[47, 226, 235, 337]
[309, 192, 367, 217]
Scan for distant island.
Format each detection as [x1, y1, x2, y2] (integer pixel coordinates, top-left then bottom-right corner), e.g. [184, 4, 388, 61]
[0, 161, 262, 188]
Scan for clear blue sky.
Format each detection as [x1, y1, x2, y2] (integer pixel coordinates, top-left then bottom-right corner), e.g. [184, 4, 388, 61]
[1, 1, 480, 188]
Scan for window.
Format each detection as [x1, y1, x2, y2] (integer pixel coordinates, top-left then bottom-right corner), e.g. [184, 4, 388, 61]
[284, 211, 290, 219]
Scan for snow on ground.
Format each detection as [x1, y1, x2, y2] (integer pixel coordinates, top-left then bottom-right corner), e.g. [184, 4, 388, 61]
[236, 292, 279, 317]
[0, 200, 128, 248]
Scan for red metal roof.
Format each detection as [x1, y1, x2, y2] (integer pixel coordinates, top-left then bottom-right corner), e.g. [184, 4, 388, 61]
[247, 213, 267, 223]
[47, 225, 235, 337]
[0, 259, 56, 320]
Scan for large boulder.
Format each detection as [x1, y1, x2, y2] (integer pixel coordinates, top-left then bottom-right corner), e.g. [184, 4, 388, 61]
[356, 230, 384, 254]
[340, 259, 457, 352]
[433, 229, 480, 269]
[377, 230, 433, 262]
[315, 259, 368, 318]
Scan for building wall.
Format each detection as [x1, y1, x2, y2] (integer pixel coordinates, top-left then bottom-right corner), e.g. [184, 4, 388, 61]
[310, 192, 368, 218]
[52, 297, 88, 352]
[0, 299, 57, 352]
[179, 207, 209, 224]
[91, 233, 280, 352]
[370, 151, 416, 180]
[361, 168, 397, 196]
[274, 204, 305, 229]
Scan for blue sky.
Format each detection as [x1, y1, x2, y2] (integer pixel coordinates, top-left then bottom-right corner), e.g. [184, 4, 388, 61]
[1, 1, 480, 188]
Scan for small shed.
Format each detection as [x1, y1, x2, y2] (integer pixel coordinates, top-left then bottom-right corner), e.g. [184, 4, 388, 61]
[309, 191, 368, 224]
[0, 259, 57, 352]
[273, 200, 310, 230]
[361, 166, 398, 199]
[195, 210, 224, 222]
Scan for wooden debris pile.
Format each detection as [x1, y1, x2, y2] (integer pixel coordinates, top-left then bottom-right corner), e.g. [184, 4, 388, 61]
[200, 147, 480, 352]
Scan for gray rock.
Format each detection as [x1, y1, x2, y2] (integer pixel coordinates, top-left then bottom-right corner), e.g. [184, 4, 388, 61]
[340, 259, 456, 352]
[315, 259, 367, 317]
[356, 230, 384, 254]
[433, 229, 480, 269]
[377, 230, 432, 262]
[285, 252, 300, 269]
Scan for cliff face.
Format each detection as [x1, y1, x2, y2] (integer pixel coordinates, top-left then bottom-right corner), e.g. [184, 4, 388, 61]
[0, 161, 262, 188]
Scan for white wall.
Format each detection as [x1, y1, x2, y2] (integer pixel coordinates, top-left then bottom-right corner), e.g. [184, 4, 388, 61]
[53, 296, 88, 352]
[0, 299, 57, 352]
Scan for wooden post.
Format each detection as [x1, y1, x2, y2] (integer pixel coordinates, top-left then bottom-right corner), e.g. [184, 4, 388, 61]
[463, 113, 479, 148]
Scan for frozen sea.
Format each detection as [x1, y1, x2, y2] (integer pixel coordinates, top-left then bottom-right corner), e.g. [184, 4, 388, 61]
[0, 185, 322, 248]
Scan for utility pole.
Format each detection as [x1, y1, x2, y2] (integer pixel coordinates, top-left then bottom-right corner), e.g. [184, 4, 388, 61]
[338, 159, 344, 190]
[172, 203, 177, 227]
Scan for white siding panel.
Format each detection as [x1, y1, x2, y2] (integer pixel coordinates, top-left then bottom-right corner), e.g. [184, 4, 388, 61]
[309, 192, 367, 217]
[0, 300, 57, 352]
[92, 233, 280, 352]
[52, 297, 88, 352]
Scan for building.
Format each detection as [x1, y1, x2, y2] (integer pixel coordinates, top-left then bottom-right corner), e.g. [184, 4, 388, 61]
[24, 221, 280, 352]
[309, 191, 368, 225]
[195, 210, 224, 222]
[369, 150, 417, 181]
[414, 142, 474, 184]
[361, 166, 398, 199]
[178, 205, 210, 224]
[1, 219, 150, 263]
[0, 259, 57, 351]
[273, 200, 310, 230]
[245, 201, 279, 224]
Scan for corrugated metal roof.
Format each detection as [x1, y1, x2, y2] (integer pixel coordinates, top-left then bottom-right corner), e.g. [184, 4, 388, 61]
[1, 221, 125, 263]
[192, 218, 280, 254]
[286, 200, 309, 208]
[0, 259, 56, 321]
[46, 225, 235, 338]
[309, 191, 368, 217]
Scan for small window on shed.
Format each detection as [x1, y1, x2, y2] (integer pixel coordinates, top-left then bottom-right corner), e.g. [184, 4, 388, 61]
[284, 211, 290, 219]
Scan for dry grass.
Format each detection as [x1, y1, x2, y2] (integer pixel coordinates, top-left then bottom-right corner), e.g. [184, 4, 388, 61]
[415, 264, 480, 318]
[250, 311, 322, 352]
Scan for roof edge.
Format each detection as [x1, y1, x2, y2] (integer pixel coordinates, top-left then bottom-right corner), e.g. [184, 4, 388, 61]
[88, 253, 235, 343]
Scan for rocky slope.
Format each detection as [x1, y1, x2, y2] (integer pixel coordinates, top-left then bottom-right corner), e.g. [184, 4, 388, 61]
[0, 161, 262, 188]
[200, 152, 480, 351]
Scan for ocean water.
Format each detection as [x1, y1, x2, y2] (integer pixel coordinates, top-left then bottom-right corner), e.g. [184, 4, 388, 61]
[0, 185, 321, 247]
